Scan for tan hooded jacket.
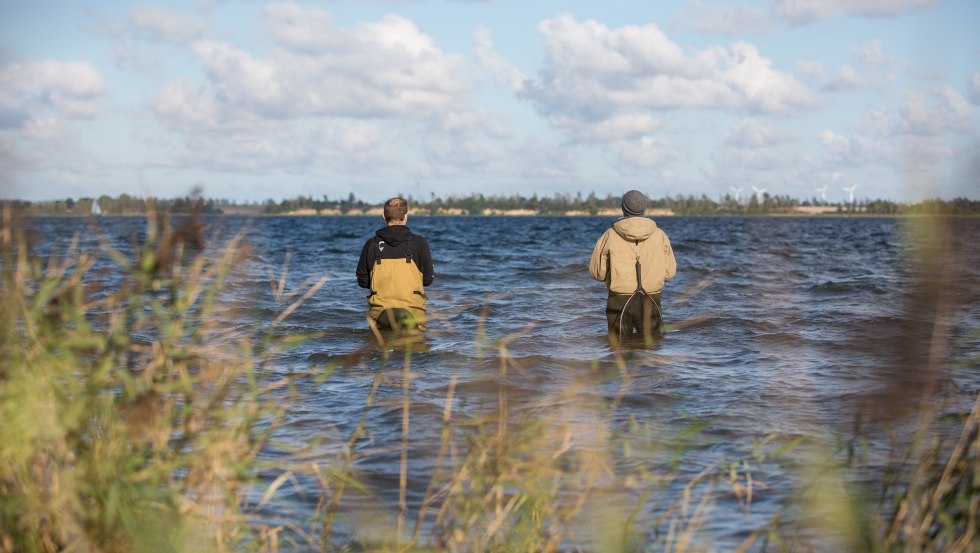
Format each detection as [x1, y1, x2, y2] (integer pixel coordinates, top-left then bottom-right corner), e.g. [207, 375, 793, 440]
[589, 216, 676, 295]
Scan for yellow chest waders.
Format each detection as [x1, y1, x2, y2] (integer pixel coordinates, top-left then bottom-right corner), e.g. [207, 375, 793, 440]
[368, 246, 427, 330]
[614, 256, 662, 337]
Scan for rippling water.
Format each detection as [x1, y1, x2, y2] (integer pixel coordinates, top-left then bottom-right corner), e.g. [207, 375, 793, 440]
[28, 214, 980, 549]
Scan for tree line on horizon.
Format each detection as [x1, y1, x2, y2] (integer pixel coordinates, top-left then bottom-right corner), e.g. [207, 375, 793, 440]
[6, 191, 980, 216]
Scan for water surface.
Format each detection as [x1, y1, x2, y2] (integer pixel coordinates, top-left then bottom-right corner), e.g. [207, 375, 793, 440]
[29, 214, 980, 549]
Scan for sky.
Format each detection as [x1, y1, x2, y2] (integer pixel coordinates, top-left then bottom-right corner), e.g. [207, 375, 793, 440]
[1, 0, 978, 204]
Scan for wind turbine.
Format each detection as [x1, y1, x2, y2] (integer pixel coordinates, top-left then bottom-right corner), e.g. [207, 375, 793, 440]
[729, 187, 743, 203]
[815, 185, 828, 203]
[751, 185, 766, 203]
[842, 185, 857, 204]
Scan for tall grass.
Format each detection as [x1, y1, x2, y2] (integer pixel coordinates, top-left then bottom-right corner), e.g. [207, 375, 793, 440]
[1, 207, 976, 552]
[0, 205, 320, 552]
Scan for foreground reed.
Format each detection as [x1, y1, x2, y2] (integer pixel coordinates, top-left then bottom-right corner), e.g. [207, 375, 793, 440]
[1, 207, 975, 552]
[0, 205, 325, 552]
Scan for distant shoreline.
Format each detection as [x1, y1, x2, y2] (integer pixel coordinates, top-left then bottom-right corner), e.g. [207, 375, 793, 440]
[20, 209, 979, 218]
[10, 195, 978, 218]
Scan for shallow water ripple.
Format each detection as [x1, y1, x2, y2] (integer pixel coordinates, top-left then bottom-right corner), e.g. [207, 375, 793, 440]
[32, 214, 980, 550]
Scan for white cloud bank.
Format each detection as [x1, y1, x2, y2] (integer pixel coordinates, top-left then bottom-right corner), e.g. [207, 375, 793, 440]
[0, 59, 107, 183]
[476, 13, 816, 172]
[521, 14, 816, 118]
[854, 39, 888, 65]
[969, 72, 980, 105]
[128, 6, 207, 44]
[821, 86, 974, 171]
[0, 60, 105, 127]
[769, 0, 939, 24]
[678, 1, 772, 35]
[189, 5, 470, 119]
[150, 2, 499, 178]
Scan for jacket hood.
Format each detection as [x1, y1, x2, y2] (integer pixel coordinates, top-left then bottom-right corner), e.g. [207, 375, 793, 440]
[376, 224, 414, 246]
[612, 216, 657, 242]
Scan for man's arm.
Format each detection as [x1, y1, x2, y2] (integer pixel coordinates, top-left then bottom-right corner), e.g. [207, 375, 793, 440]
[416, 236, 434, 287]
[356, 239, 374, 289]
[588, 231, 609, 282]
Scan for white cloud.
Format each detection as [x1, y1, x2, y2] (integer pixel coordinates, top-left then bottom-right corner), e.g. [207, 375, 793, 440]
[315, 121, 402, 173]
[798, 43, 892, 94]
[706, 117, 797, 180]
[496, 14, 816, 173]
[769, 0, 938, 24]
[819, 129, 852, 158]
[824, 66, 863, 91]
[611, 136, 677, 169]
[0, 59, 106, 127]
[261, 1, 340, 54]
[818, 87, 974, 172]
[178, 5, 471, 120]
[678, 0, 772, 36]
[128, 6, 207, 44]
[725, 117, 791, 148]
[191, 41, 284, 113]
[513, 140, 580, 179]
[796, 60, 824, 82]
[0, 116, 106, 183]
[854, 38, 887, 65]
[708, 42, 818, 112]
[548, 111, 663, 143]
[152, 79, 403, 173]
[417, 109, 509, 177]
[716, 146, 789, 171]
[474, 26, 526, 91]
[899, 87, 973, 136]
[800, 42, 893, 93]
[895, 135, 960, 169]
[110, 41, 162, 75]
[969, 72, 980, 105]
[153, 80, 227, 134]
[0, 59, 109, 187]
[149, 3, 492, 176]
[521, 13, 815, 122]
[536, 14, 687, 78]
[421, 131, 498, 175]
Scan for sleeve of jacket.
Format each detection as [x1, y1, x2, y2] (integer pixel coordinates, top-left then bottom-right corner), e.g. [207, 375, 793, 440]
[662, 232, 677, 280]
[416, 236, 435, 287]
[588, 230, 610, 282]
[356, 238, 374, 289]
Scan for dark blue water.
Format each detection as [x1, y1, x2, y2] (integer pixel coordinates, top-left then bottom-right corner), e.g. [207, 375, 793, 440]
[25, 215, 980, 549]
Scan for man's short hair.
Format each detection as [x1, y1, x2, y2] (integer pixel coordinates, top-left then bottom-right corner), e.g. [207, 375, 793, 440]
[384, 197, 409, 222]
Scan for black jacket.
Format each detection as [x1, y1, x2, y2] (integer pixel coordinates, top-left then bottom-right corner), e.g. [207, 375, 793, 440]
[356, 225, 434, 289]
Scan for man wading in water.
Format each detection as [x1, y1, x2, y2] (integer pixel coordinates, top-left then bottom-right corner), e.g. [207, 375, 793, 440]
[589, 190, 676, 342]
[356, 197, 434, 332]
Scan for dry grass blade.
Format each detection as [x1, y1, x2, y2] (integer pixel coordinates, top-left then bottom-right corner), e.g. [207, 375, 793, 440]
[274, 275, 329, 324]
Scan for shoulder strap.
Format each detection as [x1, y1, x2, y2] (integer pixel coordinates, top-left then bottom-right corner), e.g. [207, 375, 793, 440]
[633, 238, 647, 293]
[634, 258, 645, 293]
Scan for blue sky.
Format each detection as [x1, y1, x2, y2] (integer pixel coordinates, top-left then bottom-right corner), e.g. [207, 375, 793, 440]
[1, 0, 978, 204]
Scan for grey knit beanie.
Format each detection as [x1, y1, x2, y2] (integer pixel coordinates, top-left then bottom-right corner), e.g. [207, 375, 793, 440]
[621, 190, 647, 217]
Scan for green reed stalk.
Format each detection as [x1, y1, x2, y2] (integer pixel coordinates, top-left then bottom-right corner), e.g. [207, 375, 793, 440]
[0, 206, 322, 552]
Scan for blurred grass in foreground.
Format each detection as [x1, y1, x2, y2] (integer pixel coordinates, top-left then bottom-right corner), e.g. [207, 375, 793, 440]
[0, 204, 323, 552]
[1, 206, 976, 552]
